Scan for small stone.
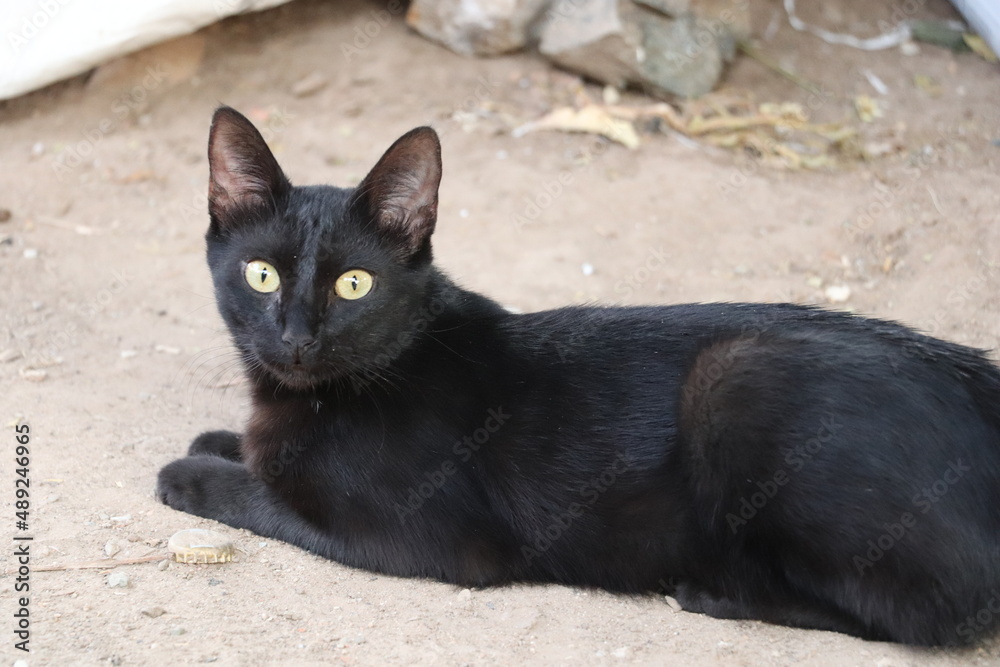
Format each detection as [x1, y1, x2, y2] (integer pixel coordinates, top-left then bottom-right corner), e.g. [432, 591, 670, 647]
[613, 647, 631, 658]
[111, 514, 132, 523]
[715, 640, 735, 655]
[154, 344, 181, 355]
[0, 348, 22, 363]
[0, 208, 11, 222]
[23, 248, 38, 259]
[104, 540, 121, 557]
[168, 626, 186, 636]
[19, 368, 47, 382]
[824, 284, 851, 303]
[142, 606, 166, 618]
[291, 71, 328, 98]
[157, 559, 170, 571]
[407, 0, 549, 55]
[581, 263, 595, 276]
[457, 588, 472, 601]
[120, 349, 138, 359]
[664, 595, 683, 612]
[107, 572, 129, 588]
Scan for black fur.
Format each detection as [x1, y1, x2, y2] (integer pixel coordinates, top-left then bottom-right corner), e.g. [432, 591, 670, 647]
[157, 106, 1000, 646]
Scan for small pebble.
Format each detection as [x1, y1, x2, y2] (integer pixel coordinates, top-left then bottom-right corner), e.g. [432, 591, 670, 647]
[120, 349, 138, 359]
[581, 263, 595, 276]
[142, 607, 166, 618]
[19, 368, 47, 382]
[167, 626, 186, 636]
[104, 540, 121, 558]
[111, 514, 132, 523]
[23, 248, 38, 259]
[664, 595, 682, 612]
[0, 208, 11, 222]
[155, 344, 181, 355]
[107, 572, 129, 588]
[457, 588, 472, 602]
[157, 559, 170, 571]
[0, 348, 22, 363]
[291, 71, 328, 97]
[825, 285, 852, 303]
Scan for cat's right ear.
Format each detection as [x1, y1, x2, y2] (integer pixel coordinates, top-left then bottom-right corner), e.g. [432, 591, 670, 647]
[207, 106, 291, 233]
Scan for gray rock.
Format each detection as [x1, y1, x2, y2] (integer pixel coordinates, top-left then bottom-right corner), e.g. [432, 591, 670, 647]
[539, 0, 725, 98]
[107, 572, 129, 588]
[407, 0, 551, 56]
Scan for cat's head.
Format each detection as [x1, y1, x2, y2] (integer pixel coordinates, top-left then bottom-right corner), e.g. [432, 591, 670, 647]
[204, 106, 442, 391]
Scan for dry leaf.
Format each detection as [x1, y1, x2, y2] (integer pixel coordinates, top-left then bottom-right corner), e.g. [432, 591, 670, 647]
[514, 106, 640, 149]
[854, 95, 883, 123]
[964, 34, 999, 63]
[914, 74, 942, 97]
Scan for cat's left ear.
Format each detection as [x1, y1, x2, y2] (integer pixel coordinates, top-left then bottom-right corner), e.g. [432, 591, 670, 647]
[207, 106, 292, 232]
[352, 127, 442, 258]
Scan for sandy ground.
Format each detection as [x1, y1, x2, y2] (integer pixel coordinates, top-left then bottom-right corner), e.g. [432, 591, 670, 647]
[1, 0, 1000, 664]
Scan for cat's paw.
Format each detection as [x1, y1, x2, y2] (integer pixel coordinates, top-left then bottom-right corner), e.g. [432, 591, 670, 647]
[156, 456, 239, 521]
[188, 430, 242, 461]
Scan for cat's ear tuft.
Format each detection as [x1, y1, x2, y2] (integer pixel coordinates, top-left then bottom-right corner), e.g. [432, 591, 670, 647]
[207, 106, 291, 231]
[353, 127, 442, 258]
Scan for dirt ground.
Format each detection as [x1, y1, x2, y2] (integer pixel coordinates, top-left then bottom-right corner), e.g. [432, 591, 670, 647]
[1, 0, 999, 664]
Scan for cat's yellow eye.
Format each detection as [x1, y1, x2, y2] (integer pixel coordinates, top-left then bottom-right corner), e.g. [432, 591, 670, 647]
[245, 260, 280, 293]
[334, 269, 373, 300]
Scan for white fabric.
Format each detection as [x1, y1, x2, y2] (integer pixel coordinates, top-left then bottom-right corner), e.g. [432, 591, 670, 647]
[0, 0, 292, 100]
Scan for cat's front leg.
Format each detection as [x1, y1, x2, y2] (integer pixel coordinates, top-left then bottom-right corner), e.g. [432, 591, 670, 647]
[156, 455, 260, 525]
[187, 430, 242, 461]
[156, 456, 336, 559]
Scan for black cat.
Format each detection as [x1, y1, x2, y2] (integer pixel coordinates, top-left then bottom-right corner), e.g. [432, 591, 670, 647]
[157, 106, 1000, 646]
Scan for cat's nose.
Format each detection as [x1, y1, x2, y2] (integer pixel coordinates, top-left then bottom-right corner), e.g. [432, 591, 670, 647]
[282, 331, 317, 361]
